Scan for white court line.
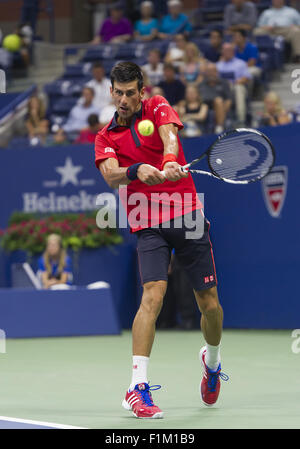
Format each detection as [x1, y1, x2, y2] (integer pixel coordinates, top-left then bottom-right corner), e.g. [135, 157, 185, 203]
[0, 415, 87, 429]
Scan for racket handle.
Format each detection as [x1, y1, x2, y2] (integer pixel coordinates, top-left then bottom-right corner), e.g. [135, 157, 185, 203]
[181, 163, 191, 170]
[161, 166, 189, 177]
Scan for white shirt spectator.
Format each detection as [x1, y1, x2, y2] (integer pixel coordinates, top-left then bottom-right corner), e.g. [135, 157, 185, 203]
[216, 57, 252, 83]
[85, 77, 112, 109]
[63, 101, 99, 133]
[257, 5, 300, 27]
[142, 62, 164, 86]
[99, 104, 116, 126]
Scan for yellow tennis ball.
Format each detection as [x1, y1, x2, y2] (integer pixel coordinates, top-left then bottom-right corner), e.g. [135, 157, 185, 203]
[138, 119, 154, 136]
[3, 34, 22, 52]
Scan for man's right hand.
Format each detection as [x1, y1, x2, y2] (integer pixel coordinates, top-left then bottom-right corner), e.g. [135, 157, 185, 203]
[137, 164, 166, 185]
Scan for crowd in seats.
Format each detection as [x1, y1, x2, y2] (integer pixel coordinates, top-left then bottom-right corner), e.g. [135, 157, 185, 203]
[7, 0, 300, 148]
[0, 22, 33, 78]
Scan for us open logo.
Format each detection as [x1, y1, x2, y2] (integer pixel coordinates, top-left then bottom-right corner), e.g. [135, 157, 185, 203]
[261, 166, 288, 218]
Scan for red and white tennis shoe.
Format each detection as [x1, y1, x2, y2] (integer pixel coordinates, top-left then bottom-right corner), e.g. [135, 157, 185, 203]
[122, 382, 164, 419]
[199, 346, 229, 406]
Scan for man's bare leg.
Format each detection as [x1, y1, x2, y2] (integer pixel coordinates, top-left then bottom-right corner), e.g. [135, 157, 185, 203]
[129, 280, 167, 388]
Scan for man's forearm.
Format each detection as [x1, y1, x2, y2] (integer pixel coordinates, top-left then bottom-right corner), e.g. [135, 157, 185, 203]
[100, 164, 131, 189]
[158, 123, 179, 157]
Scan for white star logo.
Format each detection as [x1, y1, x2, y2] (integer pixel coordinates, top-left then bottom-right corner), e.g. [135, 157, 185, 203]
[55, 157, 83, 186]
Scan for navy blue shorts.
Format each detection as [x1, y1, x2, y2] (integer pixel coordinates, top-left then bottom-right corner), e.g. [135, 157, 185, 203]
[136, 212, 218, 291]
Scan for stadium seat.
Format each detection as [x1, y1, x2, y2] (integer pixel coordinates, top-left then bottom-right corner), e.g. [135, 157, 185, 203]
[199, 0, 229, 23]
[9, 137, 31, 149]
[62, 63, 92, 79]
[51, 96, 78, 116]
[254, 35, 285, 70]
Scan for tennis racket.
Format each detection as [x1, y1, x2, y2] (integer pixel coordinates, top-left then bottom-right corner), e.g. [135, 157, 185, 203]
[162, 128, 275, 184]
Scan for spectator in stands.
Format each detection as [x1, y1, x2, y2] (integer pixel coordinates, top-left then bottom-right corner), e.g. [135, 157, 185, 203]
[177, 84, 208, 137]
[38, 234, 72, 289]
[203, 29, 223, 63]
[179, 42, 206, 85]
[254, 0, 300, 63]
[21, 0, 40, 35]
[216, 42, 251, 126]
[75, 113, 102, 144]
[134, 1, 158, 41]
[158, 0, 192, 40]
[291, 0, 300, 11]
[199, 63, 233, 134]
[45, 128, 70, 147]
[25, 95, 49, 145]
[150, 86, 165, 97]
[142, 48, 164, 86]
[233, 28, 262, 95]
[141, 70, 152, 98]
[91, 2, 133, 44]
[63, 86, 99, 136]
[164, 33, 188, 68]
[224, 0, 258, 34]
[259, 91, 292, 126]
[85, 62, 112, 110]
[99, 103, 116, 127]
[157, 63, 186, 106]
[15, 22, 33, 67]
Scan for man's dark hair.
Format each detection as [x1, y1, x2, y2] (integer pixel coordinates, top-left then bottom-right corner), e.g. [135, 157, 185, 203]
[163, 62, 176, 72]
[88, 113, 99, 127]
[83, 86, 95, 96]
[149, 48, 161, 58]
[93, 61, 104, 69]
[233, 28, 247, 38]
[110, 61, 144, 91]
[210, 28, 223, 39]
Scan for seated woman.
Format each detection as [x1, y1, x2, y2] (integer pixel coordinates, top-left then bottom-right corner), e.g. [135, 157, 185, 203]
[176, 84, 208, 137]
[38, 234, 72, 289]
[25, 95, 49, 145]
[179, 42, 206, 85]
[164, 33, 188, 69]
[260, 91, 292, 127]
[134, 1, 158, 41]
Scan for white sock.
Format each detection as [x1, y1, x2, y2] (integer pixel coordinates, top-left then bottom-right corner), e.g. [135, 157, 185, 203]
[205, 343, 221, 371]
[129, 355, 149, 391]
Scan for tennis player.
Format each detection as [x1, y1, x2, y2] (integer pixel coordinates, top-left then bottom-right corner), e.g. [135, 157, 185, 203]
[94, 61, 227, 418]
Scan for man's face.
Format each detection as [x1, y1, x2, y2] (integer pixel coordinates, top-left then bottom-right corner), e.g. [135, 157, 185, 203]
[110, 8, 123, 21]
[210, 31, 222, 48]
[148, 51, 160, 65]
[82, 88, 94, 104]
[169, 4, 181, 17]
[93, 66, 105, 82]
[233, 31, 245, 46]
[272, 0, 284, 8]
[232, 0, 244, 7]
[205, 64, 218, 81]
[222, 43, 235, 61]
[110, 80, 144, 120]
[164, 67, 175, 81]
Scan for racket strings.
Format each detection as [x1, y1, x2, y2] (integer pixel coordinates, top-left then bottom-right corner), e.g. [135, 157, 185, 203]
[209, 133, 274, 182]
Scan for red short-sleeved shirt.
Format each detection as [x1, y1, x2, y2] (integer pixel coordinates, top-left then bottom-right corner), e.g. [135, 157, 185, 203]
[94, 95, 202, 232]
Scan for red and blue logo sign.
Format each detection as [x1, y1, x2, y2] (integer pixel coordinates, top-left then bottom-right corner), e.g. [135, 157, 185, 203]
[262, 166, 288, 218]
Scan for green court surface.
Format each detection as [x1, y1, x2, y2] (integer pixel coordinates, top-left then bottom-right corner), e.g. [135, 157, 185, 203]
[0, 329, 299, 429]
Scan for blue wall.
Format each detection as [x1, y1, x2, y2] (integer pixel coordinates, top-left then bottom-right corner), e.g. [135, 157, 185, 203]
[0, 123, 299, 329]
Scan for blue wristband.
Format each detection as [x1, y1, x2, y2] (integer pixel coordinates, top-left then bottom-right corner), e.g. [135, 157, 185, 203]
[126, 163, 144, 181]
